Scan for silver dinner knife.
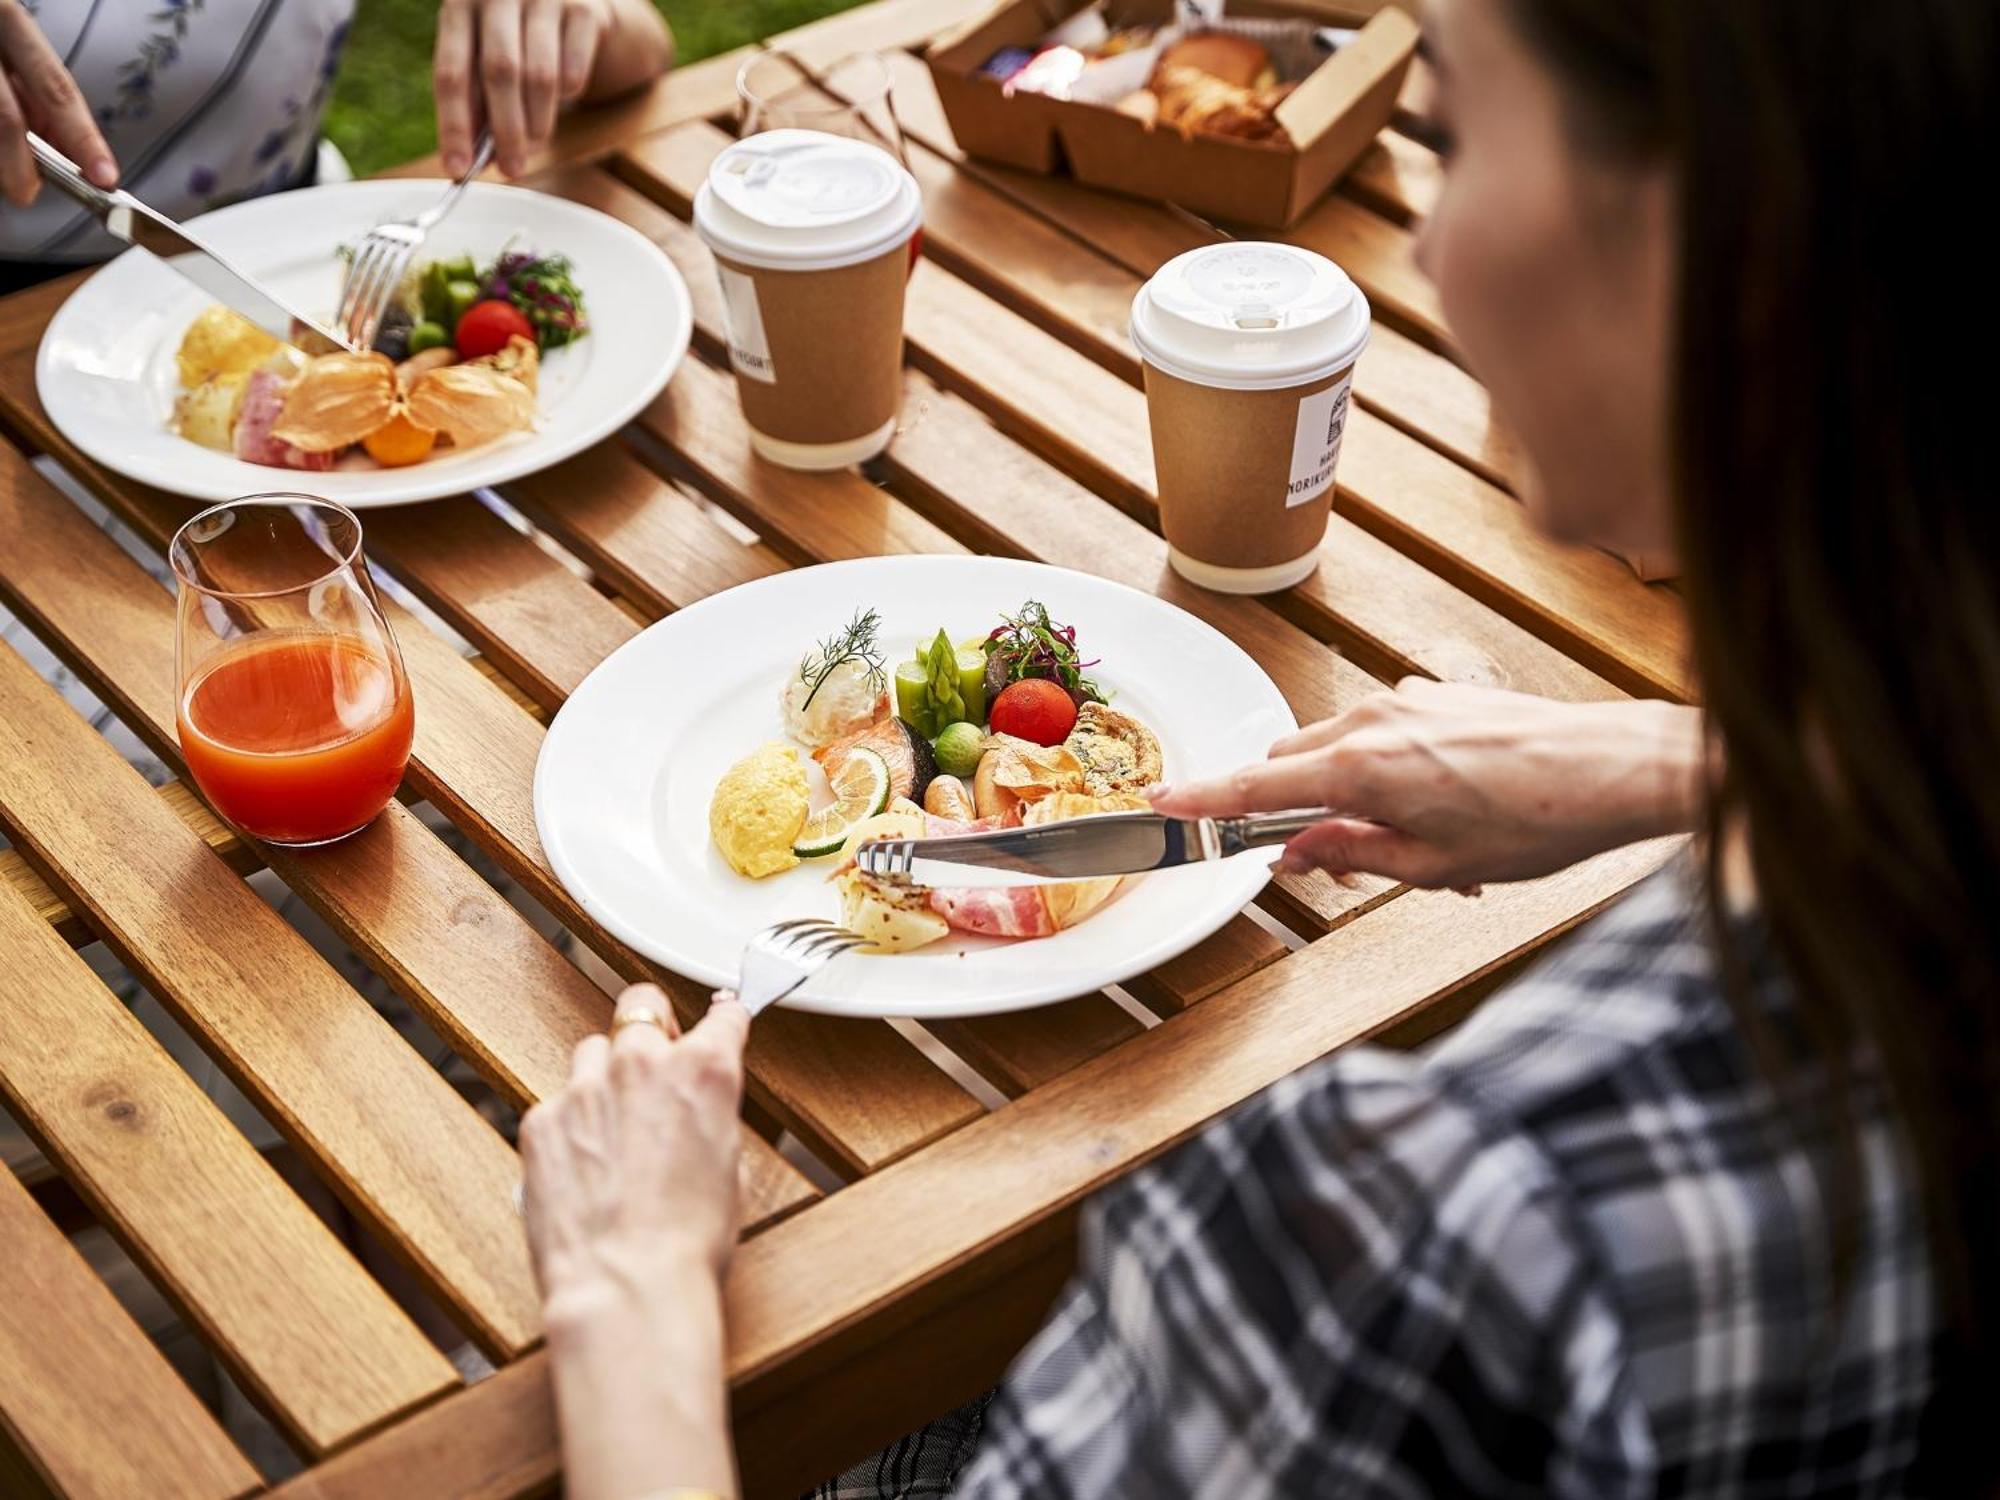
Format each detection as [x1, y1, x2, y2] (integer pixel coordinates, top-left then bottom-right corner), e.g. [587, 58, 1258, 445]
[854, 808, 1341, 888]
[29, 132, 356, 351]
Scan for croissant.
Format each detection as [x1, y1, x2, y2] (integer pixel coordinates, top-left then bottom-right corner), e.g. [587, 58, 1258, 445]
[1151, 65, 1293, 142]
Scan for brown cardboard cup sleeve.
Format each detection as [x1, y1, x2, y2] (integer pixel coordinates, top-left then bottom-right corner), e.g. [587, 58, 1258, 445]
[1144, 361, 1354, 573]
[713, 248, 909, 447]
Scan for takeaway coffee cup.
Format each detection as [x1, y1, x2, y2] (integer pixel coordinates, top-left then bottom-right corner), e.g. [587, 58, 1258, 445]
[1130, 243, 1371, 594]
[693, 128, 922, 471]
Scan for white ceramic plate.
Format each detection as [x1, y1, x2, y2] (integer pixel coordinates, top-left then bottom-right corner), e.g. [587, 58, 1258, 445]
[35, 181, 691, 507]
[535, 556, 1298, 1019]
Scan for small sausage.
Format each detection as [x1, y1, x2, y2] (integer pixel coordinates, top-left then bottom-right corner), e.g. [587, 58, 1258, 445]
[924, 774, 977, 822]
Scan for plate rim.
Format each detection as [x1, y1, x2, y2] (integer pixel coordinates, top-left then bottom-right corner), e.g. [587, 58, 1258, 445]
[534, 554, 1297, 1020]
[33, 178, 692, 508]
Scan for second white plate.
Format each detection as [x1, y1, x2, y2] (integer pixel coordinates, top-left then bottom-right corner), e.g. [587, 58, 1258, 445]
[534, 555, 1298, 1019]
[35, 180, 692, 507]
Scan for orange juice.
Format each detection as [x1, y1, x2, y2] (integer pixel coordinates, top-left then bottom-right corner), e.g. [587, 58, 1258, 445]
[178, 632, 413, 844]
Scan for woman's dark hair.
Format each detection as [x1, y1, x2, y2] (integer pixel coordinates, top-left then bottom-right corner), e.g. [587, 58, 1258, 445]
[1508, 0, 1998, 1486]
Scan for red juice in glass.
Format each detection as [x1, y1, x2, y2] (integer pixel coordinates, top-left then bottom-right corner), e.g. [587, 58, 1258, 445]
[170, 494, 413, 847]
[178, 633, 413, 845]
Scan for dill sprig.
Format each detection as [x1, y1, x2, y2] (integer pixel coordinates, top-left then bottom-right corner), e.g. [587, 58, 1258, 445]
[798, 607, 886, 709]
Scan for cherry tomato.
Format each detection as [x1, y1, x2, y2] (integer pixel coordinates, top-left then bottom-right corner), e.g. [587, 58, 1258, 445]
[988, 678, 1078, 746]
[454, 299, 535, 359]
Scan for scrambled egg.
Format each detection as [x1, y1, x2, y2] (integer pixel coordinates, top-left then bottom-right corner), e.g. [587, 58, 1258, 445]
[710, 742, 810, 879]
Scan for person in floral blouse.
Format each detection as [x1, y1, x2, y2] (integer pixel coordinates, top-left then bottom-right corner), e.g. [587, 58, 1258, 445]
[0, 0, 672, 291]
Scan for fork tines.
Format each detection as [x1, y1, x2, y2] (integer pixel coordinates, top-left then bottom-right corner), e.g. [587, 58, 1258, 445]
[737, 917, 867, 1016]
[336, 229, 418, 351]
[854, 840, 917, 881]
[768, 917, 867, 959]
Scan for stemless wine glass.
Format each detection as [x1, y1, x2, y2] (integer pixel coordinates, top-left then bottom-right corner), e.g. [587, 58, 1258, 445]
[170, 494, 414, 847]
[737, 50, 909, 164]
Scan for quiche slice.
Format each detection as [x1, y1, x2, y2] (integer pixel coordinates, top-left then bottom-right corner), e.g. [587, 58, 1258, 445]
[1063, 703, 1164, 797]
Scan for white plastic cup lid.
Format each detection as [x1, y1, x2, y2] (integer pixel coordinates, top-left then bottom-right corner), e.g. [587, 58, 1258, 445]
[1130, 243, 1370, 391]
[692, 128, 922, 272]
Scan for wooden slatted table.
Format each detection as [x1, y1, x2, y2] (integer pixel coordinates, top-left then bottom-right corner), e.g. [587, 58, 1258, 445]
[0, 3, 1686, 1494]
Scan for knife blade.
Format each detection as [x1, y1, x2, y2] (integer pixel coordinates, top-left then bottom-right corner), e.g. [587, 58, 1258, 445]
[853, 807, 1339, 888]
[29, 132, 356, 352]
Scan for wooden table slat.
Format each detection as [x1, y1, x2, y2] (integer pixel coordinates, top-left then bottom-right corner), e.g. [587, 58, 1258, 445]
[0, 637, 543, 1358]
[1271, 193, 1452, 355]
[0, 441, 817, 1233]
[1394, 51, 1436, 135]
[0, 880, 460, 1455]
[762, 0, 999, 66]
[1334, 414, 1691, 699]
[1344, 128, 1445, 226]
[1, 778, 255, 944]
[366, 497, 641, 713]
[924, 996, 1145, 1099]
[0, 1165, 263, 1500]
[503, 439, 789, 616]
[1118, 912, 1291, 1014]
[1342, 321, 1521, 492]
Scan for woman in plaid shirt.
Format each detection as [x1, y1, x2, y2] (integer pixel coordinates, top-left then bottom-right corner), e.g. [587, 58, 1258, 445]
[518, 1, 1993, 1495]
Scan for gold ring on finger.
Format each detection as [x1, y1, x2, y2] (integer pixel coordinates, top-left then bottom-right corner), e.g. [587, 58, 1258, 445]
[612, 1010, 671, 1036]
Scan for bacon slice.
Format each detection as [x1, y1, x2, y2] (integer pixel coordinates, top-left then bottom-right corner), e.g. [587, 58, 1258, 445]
[927, 886, 1055, 939]
[921, 812, 1006, 838]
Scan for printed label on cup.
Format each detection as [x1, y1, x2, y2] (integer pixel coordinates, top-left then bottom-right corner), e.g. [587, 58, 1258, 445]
[716, 266, 776, 384]
[1286, 374, 1352, 508]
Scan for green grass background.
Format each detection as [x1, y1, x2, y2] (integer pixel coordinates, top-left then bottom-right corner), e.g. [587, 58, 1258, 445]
[325, 0, 863, 177]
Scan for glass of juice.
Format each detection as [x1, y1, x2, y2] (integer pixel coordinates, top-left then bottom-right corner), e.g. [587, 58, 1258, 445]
[170, 494, 414, 846]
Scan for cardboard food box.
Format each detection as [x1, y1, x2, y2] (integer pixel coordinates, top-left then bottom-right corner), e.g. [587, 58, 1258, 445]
[926, 0, 1419, 228]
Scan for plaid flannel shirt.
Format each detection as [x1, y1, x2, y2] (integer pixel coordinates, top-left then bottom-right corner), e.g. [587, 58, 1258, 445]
[830, 861, 1935, 1498]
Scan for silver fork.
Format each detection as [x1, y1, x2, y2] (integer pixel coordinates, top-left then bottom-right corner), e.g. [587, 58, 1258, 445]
[737, 918, 868, 1016]
[335, 130, 495, 351]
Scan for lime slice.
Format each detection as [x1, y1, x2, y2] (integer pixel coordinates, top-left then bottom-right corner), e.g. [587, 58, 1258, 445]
[793, 747, 893, 858]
